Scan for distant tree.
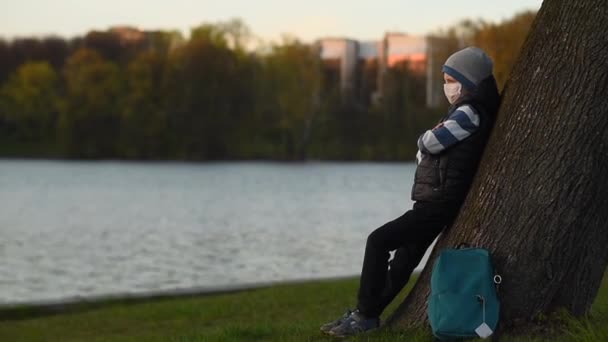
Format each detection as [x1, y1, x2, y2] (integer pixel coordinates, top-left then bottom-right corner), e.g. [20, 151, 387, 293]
[68, 36, 84, 52]
[0, 61, 60, 142]
[379, 61, 427, 158]
[39, 37, 70, 70]
[257, 37, 321, 159]
[119, 51, 169, 159]
[83, 31, 124, 63]
[217, 18, 253, 52]
[0, 39, 16, 83]
[147, 30, 185, 54]
[0, 37, 69, 84]
[388, 0, 608, 335]
[10, 38, 44, 65]
[189, 24, 230, 49]
[59, 48, 124, 158]
[309, 56, 342, 158]
[472, 11, 536, 89]
[164, 25, 243, 159]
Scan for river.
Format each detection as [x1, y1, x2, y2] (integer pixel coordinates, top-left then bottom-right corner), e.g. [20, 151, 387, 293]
[0, 160, 433, 305]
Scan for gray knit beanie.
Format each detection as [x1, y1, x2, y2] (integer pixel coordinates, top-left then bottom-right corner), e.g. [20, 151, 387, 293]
[442, 47, 493, 90]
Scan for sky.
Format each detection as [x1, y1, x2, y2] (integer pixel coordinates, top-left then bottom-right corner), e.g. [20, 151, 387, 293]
[1, 0, 543, 43]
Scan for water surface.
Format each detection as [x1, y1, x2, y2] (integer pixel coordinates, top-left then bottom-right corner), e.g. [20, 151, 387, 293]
[0, 160, 428, 304]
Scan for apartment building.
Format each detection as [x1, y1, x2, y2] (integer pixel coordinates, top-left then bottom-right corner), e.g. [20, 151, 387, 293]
[317, 32, 445, 108]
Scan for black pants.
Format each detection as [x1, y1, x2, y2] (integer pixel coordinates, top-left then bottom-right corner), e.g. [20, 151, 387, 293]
[356, 201, 462, 318]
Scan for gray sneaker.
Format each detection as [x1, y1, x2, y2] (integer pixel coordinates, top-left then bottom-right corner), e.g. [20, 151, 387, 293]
[320, 309, 354, 334]
[328, 310, 380, 337]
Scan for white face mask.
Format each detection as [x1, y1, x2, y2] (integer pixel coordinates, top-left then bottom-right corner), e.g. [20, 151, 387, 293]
[443, 82, 462, 104]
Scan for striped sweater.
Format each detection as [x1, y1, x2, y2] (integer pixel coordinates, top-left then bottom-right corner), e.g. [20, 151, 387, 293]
[416, 104, 480, 163]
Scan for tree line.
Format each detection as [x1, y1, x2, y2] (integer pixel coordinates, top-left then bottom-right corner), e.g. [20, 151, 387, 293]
[0, 12, 535, 161]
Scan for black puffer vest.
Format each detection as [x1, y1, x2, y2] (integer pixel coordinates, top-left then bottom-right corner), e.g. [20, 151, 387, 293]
[411, 98, 496, 203]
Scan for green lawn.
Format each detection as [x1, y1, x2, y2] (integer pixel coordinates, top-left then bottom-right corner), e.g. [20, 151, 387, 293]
[0, 274, 606, 341]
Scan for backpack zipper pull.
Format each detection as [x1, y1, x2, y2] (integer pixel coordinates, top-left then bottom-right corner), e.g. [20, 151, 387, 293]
[476, 295, 486, 323]
[494, 275, 502, 294]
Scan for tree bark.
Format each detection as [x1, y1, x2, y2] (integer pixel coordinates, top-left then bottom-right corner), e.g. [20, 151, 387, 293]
[388, 0, 608, 333]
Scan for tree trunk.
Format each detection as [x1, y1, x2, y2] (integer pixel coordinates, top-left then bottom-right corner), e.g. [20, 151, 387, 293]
[388, 0, 608, 333]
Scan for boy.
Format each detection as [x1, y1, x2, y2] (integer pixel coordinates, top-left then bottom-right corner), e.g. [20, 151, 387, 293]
[321, 47, 501, 337]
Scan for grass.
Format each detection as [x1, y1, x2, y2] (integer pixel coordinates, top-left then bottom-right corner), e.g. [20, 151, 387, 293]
[0, 274, 606, 341]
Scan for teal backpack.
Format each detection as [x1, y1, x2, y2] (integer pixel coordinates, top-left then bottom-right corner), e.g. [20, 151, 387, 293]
[428, 244, 502, 340]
